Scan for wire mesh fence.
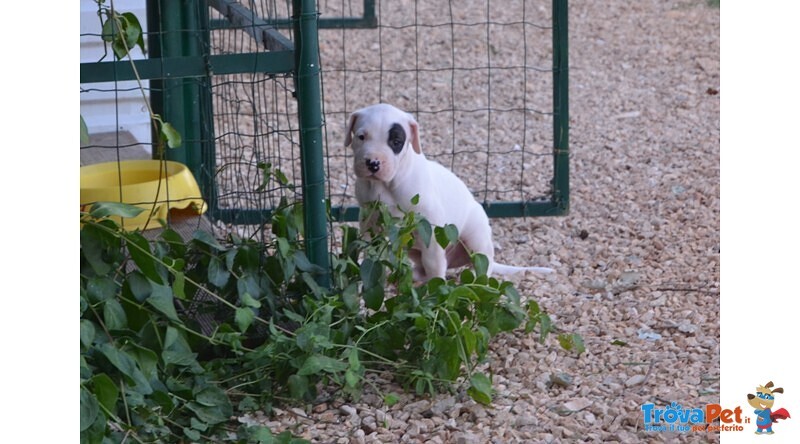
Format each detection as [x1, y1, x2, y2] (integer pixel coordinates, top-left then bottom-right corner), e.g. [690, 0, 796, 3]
[319, 0, 562, 221]
[208, 3, 302, 236]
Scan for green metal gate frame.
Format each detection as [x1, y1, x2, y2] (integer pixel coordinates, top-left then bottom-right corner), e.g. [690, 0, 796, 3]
[80, 0, 569, 287]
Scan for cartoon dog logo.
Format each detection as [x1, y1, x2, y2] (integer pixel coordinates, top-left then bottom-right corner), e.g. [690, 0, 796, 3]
[747, 381, 791, 434]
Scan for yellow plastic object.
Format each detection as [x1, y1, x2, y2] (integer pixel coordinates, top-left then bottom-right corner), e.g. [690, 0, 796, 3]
[81, 160, 207, 231]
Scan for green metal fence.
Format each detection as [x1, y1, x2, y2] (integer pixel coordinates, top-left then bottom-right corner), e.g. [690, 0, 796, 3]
[80, 0, 569, 284]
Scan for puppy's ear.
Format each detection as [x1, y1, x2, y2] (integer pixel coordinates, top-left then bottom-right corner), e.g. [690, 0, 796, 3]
[407, 113, 421, 154]
[344, 111, 360, 147]
[773, 387, 784, 394]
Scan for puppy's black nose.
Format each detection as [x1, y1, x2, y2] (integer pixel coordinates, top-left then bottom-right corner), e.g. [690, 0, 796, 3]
[366, 159, 381, 173]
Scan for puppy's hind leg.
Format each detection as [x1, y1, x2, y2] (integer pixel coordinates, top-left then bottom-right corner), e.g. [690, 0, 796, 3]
[419, 242, 448, 281]
[407, 249, 429, 282]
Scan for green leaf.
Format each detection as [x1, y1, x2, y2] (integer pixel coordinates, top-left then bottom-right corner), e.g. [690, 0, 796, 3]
[347, 348, 361, 371]
[274, 167, 291, 187]
[467, 372, 493, 405]
[87, 276, 117, 303]
[183, 427, 201, 441]
[193, 230, 226, 251]
[434, 224, 459, 249]
[162, 327, 199, 369]
[363, 285, 385, 311]
[460, 268, 475, 284]
[147, 283, 179, 322]
[208, 256, 230, 287]
[161, 121, 182, 148]
[80, 387, 100, 432]
[245, 425, 274, 443]
[235, 269, 260, 294]
[89, 201, 145, 219]
[460, 325, 477, 357]
[342, 282, 359, 312]
[359, 258, 383, 289]
[301, 272, 326, 299]
[524, 300, 552, 339]
[276, 237, 290, 257]
[298, 354, 348, 376]
[80, 225, 111, 275]
[91, 373, 119, 413]
[294, 250, 324, 273]
[81, 115, 90, 145]
[127, 344, 159, 381]
[101, 14, 117, 43]
[83, 407, 107, 443]
[538, 313, 553, 343]
[416, 219, 432, 247]
[257, 162, 273, 191]
[103, 298, 128, 330]
[611, 339, 628, 346]
[99, 344, 152, 394]
[104, 11, 142, 59]
[195, 386, 231, 410]
[121, 12, 145, 54]
[80, 320, 96, 348]
[288, 374, 310, 400]
[558, 333, 586, 355]
[125, 232, 162, 284]
[410, 194, 420, 205]
[186, 402, 229, 425]
[501, 282, 521, 305]
[241, 292, 262, 308]
[486, 307, 522, 335]
[383, 393, 400, 407]
[80, 355, 93, 381]
[187, 387, 233, 427]
[125, 271, 152, 303]
[173, 271, 186, 300]
[283, 308, 306, 325]
[472, 253, 489, 277]
[160, 227, 186, 252]
[238, 397, 259, 412]
[345, 369, 360, 388]
[360, 258, 385, 310]
[235, 307, 255, 332]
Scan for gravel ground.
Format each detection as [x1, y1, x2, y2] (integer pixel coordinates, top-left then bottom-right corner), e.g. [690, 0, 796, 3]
[236, 0, 720, 442]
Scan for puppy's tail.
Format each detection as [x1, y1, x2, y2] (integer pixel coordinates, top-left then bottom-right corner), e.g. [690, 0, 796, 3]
[491, 263, 555, 276]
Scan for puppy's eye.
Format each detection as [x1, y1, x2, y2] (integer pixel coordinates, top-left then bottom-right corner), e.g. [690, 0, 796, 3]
[358, 134, 365, 141]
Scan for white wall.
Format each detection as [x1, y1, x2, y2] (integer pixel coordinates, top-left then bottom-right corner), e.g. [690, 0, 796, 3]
[80, 0, 151, 146]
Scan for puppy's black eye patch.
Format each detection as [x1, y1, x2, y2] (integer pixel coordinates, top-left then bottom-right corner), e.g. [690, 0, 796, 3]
[388, 123, 406, 154]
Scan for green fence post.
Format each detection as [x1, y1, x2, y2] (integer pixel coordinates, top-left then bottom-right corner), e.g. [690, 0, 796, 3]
[552, 0, 570, 213]
[293, 0, 331, 287]
[146, 0, 207, 190]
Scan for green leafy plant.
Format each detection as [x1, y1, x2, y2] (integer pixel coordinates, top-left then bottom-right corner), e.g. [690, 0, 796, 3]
[80, 199, 581, 442]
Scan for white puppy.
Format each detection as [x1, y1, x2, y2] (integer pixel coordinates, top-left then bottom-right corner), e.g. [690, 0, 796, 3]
[345, 103, 553, 282]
